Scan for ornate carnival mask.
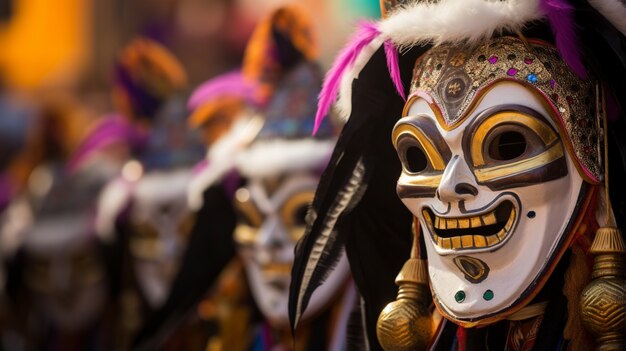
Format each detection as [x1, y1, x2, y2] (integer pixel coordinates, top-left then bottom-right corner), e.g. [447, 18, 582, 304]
[128, 169, 194, 308]
[392, 36, 601, 326]
[24, 230, 107, 332]
[19, 167, 109, 332]
[233, 171, 349, 327]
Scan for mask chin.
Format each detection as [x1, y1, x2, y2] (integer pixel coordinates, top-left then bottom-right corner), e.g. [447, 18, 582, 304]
[242, 243, 350, 327]
[134, 260, 176, 308]
[42, 282, 107, 332]
[240, 231, 295, 328]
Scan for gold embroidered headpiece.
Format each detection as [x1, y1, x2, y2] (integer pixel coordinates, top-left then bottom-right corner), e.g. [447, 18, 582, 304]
[409, 36, 602, 183]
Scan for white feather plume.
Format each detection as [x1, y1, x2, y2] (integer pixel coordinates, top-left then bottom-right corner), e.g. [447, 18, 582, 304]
[334, 0, 543, 122]
[187, 115, 264, 210]
[379, 0, 542, 48]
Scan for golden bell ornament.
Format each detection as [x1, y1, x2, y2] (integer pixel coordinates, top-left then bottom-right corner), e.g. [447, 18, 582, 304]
[580, 226, 626, 351]
[376, 258, 433, 351]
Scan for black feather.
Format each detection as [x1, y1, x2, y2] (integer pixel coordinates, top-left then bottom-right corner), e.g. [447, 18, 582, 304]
[574, 0, 626, 228]
[289, 44, 426, 349]
[346, 293, 366, 351]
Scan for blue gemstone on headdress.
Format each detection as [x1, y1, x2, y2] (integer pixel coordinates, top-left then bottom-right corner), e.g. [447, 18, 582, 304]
[527, 73, 538, 83]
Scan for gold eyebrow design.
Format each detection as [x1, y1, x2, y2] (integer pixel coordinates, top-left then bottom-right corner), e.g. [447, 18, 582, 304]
[392, 122, 448, 172]
[474, 143, 564, 182]
[471, 111, 558, 167]
[397, 172, 443, 188]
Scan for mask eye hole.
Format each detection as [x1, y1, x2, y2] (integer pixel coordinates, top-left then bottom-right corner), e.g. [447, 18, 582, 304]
[280, 189, 315, 242]
[405, 146, 429, 173]
[488, 130, 527, 161]
[292, 204, 308, 227]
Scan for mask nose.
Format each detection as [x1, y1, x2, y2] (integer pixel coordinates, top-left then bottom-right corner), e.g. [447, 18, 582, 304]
[437, 155, 479, 203]
[255, 216, 291, 265]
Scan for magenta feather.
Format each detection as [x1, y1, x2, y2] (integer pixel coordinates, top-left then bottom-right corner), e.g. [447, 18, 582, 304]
[539, 0, 587, 78]
[313, 22, 381, 135]
[384, 39, 405, 101]
[187, 71, 261, 111]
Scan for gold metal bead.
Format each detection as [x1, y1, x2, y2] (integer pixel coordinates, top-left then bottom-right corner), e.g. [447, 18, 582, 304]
[376, 259, 433, 351]
[580, 227, 626, 351]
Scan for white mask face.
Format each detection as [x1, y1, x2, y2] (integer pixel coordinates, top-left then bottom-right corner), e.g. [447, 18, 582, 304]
[234, 172, 349, 327]
[393, 82, 586, 324]
[129, 170, 194, 308]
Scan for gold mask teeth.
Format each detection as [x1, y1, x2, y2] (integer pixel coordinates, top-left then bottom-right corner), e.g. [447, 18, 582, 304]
[447, 219, 458, 229]
[442, 238, 452, 249]
[482, 212, 496, 226]
[497, 228, 507, 241]
[504, 208, 516, 231]
[458, 218, 470, 229]
[451, 236, 462, 248]
[473, 235, 487, 248]
[470, 217, 482, 228]
[422, 201, 517, 251]
[486, 235, 500, 246]
[422, 210, 432, 223]
[461, 235, 474, 248]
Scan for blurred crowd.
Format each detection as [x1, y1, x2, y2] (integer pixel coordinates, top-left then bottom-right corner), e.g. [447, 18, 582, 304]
[0, 0, 379, 350]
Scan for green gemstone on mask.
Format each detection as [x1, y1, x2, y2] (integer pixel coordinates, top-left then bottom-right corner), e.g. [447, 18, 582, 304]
[483, 289, 494, 301]
[454, 290, 466, 303]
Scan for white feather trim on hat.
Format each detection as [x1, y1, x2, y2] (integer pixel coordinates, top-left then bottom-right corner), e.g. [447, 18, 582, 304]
[235, 139, 335, 179]
[588, 0, 626, 36]
[335, 0, 543, 122]
[380, 0, 541, 48]
[135, 169, 193, 206]
[187, 115, 264, 210]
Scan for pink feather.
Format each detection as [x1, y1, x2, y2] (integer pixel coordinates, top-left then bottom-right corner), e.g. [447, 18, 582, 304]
[384, 39, 405, 101]
[187, 71, 262, 111]
[313, 22, 381, 135]
[539, 0, 587, 78]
